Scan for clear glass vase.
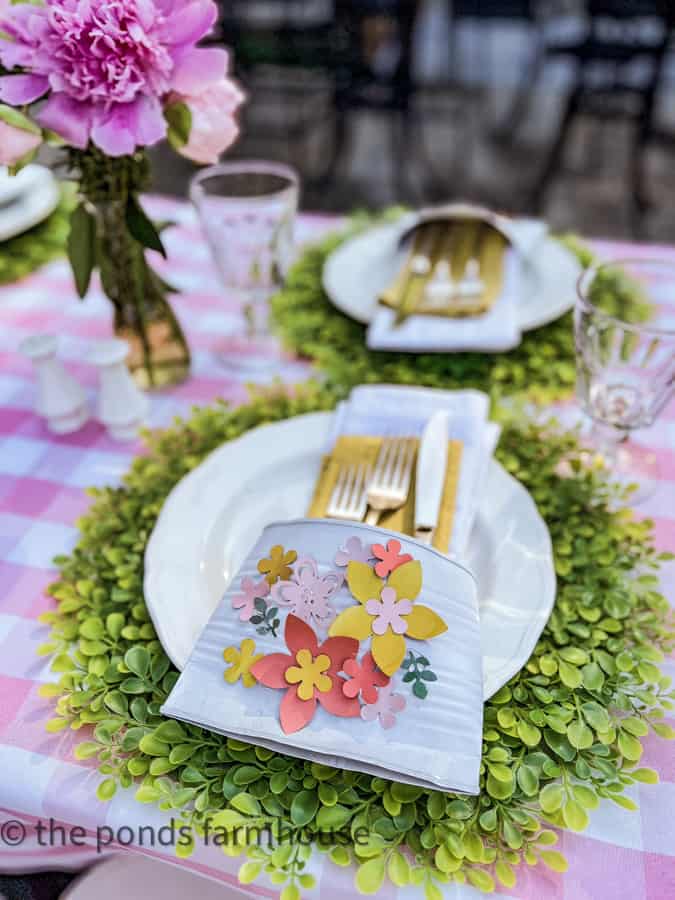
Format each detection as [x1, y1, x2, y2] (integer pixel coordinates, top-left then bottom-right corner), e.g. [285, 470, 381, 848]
[74, 149, 191, 390]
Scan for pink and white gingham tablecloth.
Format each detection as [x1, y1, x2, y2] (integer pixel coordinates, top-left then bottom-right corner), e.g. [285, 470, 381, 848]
[0, 201, 673, 899]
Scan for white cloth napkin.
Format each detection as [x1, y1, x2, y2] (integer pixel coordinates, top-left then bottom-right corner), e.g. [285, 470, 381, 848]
[329, 385, 499, 557]
[366, 247, 522, 352]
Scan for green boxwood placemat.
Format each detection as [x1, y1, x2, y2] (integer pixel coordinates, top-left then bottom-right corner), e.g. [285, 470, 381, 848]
[0, 187, 74, 287]
[270, 220, 605, 403]
[40, 385, 674, 898]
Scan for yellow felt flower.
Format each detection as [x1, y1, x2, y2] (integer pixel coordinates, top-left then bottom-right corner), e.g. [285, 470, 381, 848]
[223, 638, 263, 688]
[328, 560, 447, 677]
[285, 648, 332, 700]
[258, 545, 298, 585]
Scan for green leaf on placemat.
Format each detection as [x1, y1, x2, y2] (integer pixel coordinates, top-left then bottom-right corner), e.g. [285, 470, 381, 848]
[67, 201, 96, 297]
[37, 385, 675, 898]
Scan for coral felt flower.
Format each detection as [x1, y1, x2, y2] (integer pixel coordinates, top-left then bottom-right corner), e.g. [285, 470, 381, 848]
[223, 638, 263, 688]
[231, 576, 270, 623]
[342, 652, 389, 705]
[258, 545, 298, 585]
[329, 560, 447, 677]
[372, 539, 413, 578]
[271, 557, 342, 629]
[250, 615, 360, 734]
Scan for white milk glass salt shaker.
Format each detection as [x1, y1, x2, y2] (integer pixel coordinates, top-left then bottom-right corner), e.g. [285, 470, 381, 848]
[89, 339, 150, 441]
[19, 334, 89, 434]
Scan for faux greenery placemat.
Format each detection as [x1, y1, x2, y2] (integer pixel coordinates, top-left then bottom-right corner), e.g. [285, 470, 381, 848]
[40, 385, 674, 898]
[271, 220, 598, 403]
[0, 187, 74, 287]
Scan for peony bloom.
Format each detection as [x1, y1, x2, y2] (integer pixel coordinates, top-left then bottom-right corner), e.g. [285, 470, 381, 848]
[0, 0, 231, 156]
[0, 118, 41, 166]
[177, 77, 244, 165]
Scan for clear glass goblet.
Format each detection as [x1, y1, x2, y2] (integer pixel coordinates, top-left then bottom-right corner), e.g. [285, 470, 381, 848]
[190, 161, 299, 373]
[574, 259, 675, 502]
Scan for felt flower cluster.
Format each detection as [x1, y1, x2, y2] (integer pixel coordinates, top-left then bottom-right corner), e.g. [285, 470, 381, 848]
[226, 535, 446, 735]
[0, 0, 243, 165]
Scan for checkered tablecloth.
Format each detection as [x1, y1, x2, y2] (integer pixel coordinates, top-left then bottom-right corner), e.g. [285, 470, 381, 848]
[0, 202, 673, 900]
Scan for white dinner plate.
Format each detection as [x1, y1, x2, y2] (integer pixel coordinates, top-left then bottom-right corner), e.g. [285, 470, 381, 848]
[145, 412, 556, 699]
[322, 219, 581, 333]
[0, 165, 60, 242]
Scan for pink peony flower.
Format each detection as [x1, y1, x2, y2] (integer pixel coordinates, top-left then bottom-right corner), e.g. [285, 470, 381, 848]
[0, 119, 41, 166]
[0, 0, 230, 156]
[176, 77, 244, 165]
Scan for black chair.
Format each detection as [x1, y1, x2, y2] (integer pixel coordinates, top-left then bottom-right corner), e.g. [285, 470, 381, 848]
[530, 1, 674, 219]
[217, 1, 424, 196]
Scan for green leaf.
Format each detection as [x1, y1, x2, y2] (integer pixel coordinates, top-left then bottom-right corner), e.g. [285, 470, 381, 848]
[290, 789, 319, 827]
[67, 203, 96, 298]
[231, 792, 261, 816]
[618, 730, 643, 762]
[316, 804, 351, 830]
[558, 660, 583, 689]
[154, 720, 188, 743]
[466, 868, 495, 892]
[74, 741, 101, 760]
[539, 783, 563, 814]
[280, 885, 300, 900]
[0, 104, 41, 134]
[356, 856, 386, 895]
[232, 766, 262, 786]
[562, 798, 589, 831]
[572, 785, 599, 810]
[238, 861, 262, 885]
[125, 193, 167, 258]
[164, 101, 192, 150]
[496, 860, 516, 888]
[124, 646, 150, 678]
[516, 764, 539, 796]
[567, 720, 594, 750]
[629, 767, 659, 784]
[539, 850, 569, 873]
[387, 849, 410, 887]
[96, 778, 117, 801]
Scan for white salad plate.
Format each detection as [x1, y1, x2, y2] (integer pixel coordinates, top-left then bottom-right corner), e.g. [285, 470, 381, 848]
[322, 218, 581, 332]
[145, 412, 556, 699]
[0, 165, 60, 242]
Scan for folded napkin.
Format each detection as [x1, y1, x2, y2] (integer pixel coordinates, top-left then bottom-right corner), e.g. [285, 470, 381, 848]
[162, 519, 484, 793]
[367, 246, 521, 352]
[307, 434, 463, 552]
[380, 221, 508, 319]
[327, 385, 500, 557]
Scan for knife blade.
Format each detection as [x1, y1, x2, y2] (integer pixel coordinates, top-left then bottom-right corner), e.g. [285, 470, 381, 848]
[414, 411, 449, 544]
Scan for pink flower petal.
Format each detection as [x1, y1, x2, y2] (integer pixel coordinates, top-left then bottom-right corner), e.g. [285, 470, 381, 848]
[0, 74, 49, 105]
[171, 47, 229, 93]
[36, 94, 92, 149]
[91, 96, 166, 157]
[160, 0, 217, 46]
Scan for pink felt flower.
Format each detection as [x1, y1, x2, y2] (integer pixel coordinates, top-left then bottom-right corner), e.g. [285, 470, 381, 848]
[0, 0, 231, 156]
[365, 587, 412, 636]
[342, 652, 389, 705]
[372, 539, 413, 578]
[0, 119, 41, 166]
[271, 557, 343, 630]
[176, 77, 244, 165]
[360, 683, 406, 730]
[231, 576, 270, 623]
[250, 615, 360, 734]
[334, 536, 374, 568]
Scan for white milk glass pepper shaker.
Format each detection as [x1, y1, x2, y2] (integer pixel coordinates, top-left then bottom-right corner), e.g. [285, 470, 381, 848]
[89, 339, 150, 441]
[19, 334, 89, 434]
